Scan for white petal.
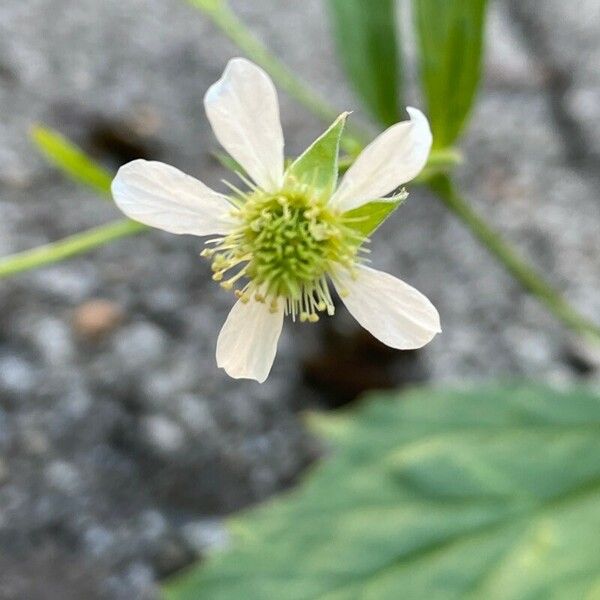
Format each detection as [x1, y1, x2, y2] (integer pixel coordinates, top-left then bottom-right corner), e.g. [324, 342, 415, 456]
[330, 107, 432, 212]
[204, 58, 284, 192]
[112, 159, 236, 236]
[216, 299, 284, 383]
[334, 265, 441, 349]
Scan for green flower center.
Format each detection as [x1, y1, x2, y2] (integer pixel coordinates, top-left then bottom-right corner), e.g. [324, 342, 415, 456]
[202, 183, 365, 321]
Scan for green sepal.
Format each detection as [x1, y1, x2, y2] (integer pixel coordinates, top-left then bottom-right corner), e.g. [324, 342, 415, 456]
[30, 125, 113, 196]
[285, 112, 348, 198]
[342, 193, 408, 238]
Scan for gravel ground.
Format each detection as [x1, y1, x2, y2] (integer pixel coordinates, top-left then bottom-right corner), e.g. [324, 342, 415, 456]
[0, 0, 599, 598]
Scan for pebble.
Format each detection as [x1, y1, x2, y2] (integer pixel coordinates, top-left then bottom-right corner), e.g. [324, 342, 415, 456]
[0, 353, 38, 397]
[45, 460, 82, 494]
[72, 298, 124, 340]
[180, 519, 230, 555]
[111, 322, 168, 371]
[141, 415, 186, 454]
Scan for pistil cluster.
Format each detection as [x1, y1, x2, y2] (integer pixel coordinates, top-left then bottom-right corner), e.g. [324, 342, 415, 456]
[202, 182, 367, 322]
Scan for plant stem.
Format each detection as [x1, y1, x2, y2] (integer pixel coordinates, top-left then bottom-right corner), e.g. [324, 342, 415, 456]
[429, 174, 600, 341]
[188, 0, 368, 153]
[0, 219, 146, 279]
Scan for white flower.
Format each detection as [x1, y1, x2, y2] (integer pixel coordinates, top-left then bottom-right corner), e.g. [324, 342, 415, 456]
[112, 57, 441, 383]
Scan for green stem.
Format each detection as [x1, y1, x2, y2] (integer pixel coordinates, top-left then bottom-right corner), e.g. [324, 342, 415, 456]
[188, 0, 368, 154]
[0, 219, 146, 279]
[429, 174, 600, 341]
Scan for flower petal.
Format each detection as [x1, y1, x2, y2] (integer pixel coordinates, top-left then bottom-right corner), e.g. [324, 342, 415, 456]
[330, 107, 432, 212]
[112, 159, 236, 236]
[216, 298, 284, 383]
[204, 58, 284, 192]
[334, 264, 441, 349]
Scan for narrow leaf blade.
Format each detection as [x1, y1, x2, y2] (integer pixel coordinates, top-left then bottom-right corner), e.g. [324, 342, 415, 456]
[413, 0, 488, 148]
[328, 0, 402, 126]
[31, 125, 113, 195]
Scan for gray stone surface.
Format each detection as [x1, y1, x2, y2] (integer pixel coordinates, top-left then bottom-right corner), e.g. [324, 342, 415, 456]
[0, 0, 599, 598]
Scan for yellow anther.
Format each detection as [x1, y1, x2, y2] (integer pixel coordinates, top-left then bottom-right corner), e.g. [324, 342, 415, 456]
[308, 313, 319, 323]
[212, 272, 224, 281]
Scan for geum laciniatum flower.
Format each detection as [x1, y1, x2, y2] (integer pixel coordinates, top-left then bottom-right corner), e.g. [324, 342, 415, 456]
[112, 58, 441, 383]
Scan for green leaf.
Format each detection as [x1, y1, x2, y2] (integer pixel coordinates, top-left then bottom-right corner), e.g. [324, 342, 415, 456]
[31, 125, 113, 195]
[413, 0, 488, 148]
[342, 194, 407, 237]
[328, 0, 402, 126]
[285, 112, 348, 197]
[165, 384, 600, 599]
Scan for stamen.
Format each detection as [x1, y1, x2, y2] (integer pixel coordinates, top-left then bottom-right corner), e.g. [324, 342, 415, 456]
[206, 181, 367, 323]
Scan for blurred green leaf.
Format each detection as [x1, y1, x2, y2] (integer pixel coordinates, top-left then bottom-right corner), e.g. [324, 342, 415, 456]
[343, 195, 406, 237]
[413, 0, 488, 148]
[31, 125, 113, 195]
[328, 0, 402, 126]
[165, 384, 600, 600]
[286, 112, 348, 197]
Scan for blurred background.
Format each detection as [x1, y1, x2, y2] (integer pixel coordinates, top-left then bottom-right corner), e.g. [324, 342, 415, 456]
[0, 0, 599, 598]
